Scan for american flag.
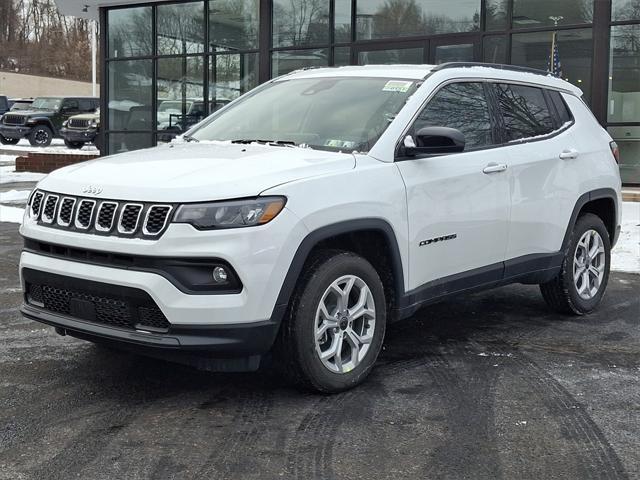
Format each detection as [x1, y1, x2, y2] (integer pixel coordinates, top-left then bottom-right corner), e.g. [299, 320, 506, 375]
[547, 31, 563, 78]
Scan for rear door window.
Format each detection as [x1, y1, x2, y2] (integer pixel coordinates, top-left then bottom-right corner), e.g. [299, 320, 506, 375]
[494, 84, 555, 142]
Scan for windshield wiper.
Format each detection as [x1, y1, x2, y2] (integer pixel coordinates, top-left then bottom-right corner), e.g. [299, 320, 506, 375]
[231, 139, 296, 147]
[182, 134, 199, 143]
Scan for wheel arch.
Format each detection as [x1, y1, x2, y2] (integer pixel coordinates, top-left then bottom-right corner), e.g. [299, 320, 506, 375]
[270, 218, 406, 326]
[29, 118, 56, 135]
[562, 188, 619, 251]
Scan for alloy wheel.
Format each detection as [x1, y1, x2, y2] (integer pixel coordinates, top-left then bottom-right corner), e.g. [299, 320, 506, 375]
[314, 275, 376, 374]
[573, 229, 606, 300]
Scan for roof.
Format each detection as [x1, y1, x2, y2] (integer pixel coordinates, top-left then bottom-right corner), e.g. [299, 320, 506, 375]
[279, 64, 436, 81]
[278, 63, 583, 95]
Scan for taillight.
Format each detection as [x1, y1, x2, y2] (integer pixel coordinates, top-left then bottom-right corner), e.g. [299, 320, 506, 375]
[609, 141, 620, 164]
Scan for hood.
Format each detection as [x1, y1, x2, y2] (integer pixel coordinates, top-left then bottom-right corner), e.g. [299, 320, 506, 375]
[69, 112, 99, 121]
[11, 110, 54, 117]
[39, 141, 355, 202]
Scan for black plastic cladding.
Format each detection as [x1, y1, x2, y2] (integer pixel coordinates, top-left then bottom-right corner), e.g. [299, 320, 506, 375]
[29, 190, 174, 238]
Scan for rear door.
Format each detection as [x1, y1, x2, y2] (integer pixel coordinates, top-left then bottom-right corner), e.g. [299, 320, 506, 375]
[395, 81, 511, 292]
[492, 83, 580, 264]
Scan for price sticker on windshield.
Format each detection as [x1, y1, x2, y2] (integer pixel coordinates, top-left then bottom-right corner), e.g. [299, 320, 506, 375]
[382, 80, 413, 93]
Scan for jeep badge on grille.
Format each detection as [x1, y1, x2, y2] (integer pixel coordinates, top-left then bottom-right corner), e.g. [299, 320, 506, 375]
[82, 185, 103, 195]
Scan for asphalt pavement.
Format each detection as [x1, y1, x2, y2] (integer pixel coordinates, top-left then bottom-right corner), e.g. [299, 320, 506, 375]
[0, 220, 638, 480]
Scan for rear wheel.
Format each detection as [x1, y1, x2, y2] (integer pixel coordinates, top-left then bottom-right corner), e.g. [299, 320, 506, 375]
[28, 125, 53, 147]
[540, 213, 611, 315]
[276, 250, 386, 393]
[0, 135, 19, 145]
[64, 139, 84, 149]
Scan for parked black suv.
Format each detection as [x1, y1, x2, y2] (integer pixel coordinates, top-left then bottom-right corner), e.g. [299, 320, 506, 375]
[0, 96, 98, 146]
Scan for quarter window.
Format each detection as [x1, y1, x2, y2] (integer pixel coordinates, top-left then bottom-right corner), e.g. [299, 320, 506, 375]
[494, 84, 554, 141]
[412, 82, 495, 150]
[547, 90, 572, 126]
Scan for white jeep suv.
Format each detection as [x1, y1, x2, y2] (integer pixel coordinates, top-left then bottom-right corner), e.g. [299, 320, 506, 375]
[19, 63, 622, 392]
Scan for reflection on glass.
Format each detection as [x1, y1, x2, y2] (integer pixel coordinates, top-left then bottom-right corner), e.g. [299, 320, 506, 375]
[608, 25, 640, 123]
[157, 57, 205, 138]
[107, 7, 152, 58]
[413, 82, 493, 148]
[335, 0, 352, 43]
[608, 127, 640, 185]
[210, 53, 259, 112]
[108, 133, 153, 154]
[272, 49, 329, 76]
[485, 0, 508, 31]
[433, 43, 474, 64]
[334, 46, 351, 66]
[157, 2, 205, 55]
[358, 47, 423, 64]
[356, 0, 480, 40]
[483, 35, 507, 63]
[612, 0, 640, 21]
[272, 0, 330, 47]
[108, 60, 153, 131]
[494, 84, 555, 141]
[512, 0, 592, 28]
[511, 29, 593, 104]
[210, 0, 259, 51]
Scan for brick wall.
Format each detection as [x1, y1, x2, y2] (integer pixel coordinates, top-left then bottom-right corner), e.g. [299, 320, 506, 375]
[15, 152, 99, 174]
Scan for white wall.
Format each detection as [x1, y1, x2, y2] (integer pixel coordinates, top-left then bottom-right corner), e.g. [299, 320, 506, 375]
[0, 71, 99, 98]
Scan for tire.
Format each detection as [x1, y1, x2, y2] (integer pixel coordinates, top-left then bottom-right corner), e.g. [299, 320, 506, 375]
[275, 249, 387, 393]
[540, 213, 611, 315]
[0, 135, 19, 145]
[28, 125, 53, 147]
[64, 139, 84, 149]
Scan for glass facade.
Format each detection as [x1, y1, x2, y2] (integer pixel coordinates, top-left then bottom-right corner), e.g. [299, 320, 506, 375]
[101, 0, 640, 184]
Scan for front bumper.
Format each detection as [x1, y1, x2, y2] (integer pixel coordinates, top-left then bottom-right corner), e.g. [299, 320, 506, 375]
[21, 303, 279, 355]
[60, 127, 97, 142]
[0, 124, 31, 139]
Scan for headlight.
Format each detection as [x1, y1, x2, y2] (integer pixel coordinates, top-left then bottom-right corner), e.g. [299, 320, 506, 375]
[26, 118, 37, 124]
[62, 120, 68, 127]
[173, 196, 286, 229]
[89, 120, 98, 128]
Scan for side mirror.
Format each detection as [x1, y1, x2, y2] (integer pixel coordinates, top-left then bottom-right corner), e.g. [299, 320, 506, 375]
[403, 126, 465, 156]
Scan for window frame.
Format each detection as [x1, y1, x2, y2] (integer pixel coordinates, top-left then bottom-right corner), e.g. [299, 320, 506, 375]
[394, 77, 578, 161]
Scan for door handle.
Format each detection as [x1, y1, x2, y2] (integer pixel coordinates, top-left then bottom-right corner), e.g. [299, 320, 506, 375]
[483, 163, 508, 174]
[559, 149, 579, 160]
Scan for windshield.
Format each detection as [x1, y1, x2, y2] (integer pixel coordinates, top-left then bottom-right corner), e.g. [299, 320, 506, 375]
[30, 97, 61, 111]
[191, 77, 417, 152]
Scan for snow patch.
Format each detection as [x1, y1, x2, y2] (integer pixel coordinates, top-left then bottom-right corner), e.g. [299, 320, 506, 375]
[612, 202, 640, 274]
[0, 205, 25, 224]
[0, 189, 31, 203]
[0, 165, 46, 184]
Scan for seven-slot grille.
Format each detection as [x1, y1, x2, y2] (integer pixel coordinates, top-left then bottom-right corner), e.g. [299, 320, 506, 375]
[68, 118, 91, 129]
[28, 189, 173, 238]
[2, 114, 26, 125]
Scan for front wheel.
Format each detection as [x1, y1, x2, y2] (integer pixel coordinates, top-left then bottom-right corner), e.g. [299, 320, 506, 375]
[28, 125, 53, 147]
[540, 213, 611, 315]
[276, 250, 386, 393]
[0, 135, 19, 145]
[64, 139, 84, 149]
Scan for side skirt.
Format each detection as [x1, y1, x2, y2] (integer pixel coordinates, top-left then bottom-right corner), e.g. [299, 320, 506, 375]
[394, 252, 563, 321]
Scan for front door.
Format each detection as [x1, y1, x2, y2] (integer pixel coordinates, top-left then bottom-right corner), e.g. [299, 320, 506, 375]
[395, 81, 510, 292]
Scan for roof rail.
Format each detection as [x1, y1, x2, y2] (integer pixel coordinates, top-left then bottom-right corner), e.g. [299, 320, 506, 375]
[432, 62, 553, 77]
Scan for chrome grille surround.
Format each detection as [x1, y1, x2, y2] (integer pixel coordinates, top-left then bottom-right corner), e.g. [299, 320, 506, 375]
[29, 191, 45, 219]
[95, 201, 119, 232]
[56, 197, 76, 227]
[74, 199, 96, 230]
[28, 190, 174, 238]
[117, 203, 144, 235]
[142, 205, 173, 236]
[41, 194, 59, 224]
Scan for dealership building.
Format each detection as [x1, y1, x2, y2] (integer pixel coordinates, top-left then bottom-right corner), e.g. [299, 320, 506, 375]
[55, 0, 639, 184]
